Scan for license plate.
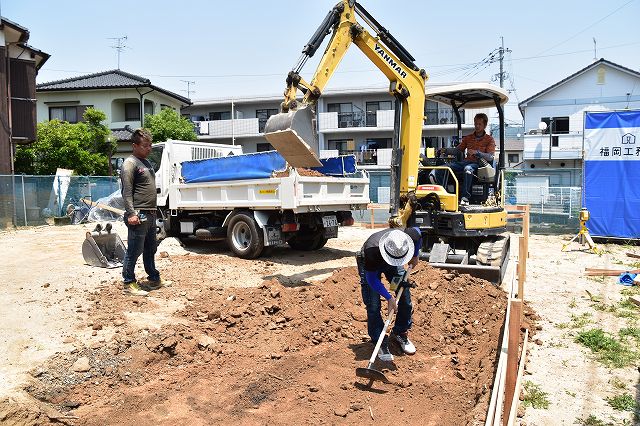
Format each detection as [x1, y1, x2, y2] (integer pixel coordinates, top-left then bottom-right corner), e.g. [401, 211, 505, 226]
[322, 215, 338, 228]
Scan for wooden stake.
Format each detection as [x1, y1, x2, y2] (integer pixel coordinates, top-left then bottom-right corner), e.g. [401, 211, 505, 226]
[523, 205, 530, 258]
[518, 236, 526, 302]
[503, 299, 522, 426]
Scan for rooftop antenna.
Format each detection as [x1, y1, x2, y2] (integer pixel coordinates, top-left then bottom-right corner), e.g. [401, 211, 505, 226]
[108, 35, 128, 69]
[593, 37, 597, 61]
[180, 80, 196, 99]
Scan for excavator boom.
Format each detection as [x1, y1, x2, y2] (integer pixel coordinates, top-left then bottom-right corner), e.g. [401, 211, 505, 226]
[264, 0, 427, 217]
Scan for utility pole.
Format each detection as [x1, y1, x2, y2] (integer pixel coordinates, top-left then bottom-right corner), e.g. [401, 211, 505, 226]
[180, 80, 196, 99]
[496, 37, 512, 88]
[108, 36, 127, 69]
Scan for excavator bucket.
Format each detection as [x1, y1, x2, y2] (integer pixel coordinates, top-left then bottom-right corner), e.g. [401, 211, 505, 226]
[82, 229, 126, 268]
[263, 106, 322, 168]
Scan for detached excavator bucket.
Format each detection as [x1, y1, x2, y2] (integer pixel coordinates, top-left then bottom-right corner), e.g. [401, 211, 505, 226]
[82, 229, 126, 268]
[264, 106, 322, 168]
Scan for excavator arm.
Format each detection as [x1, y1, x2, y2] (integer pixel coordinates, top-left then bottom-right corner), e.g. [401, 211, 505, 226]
[266, 0, 428, 222]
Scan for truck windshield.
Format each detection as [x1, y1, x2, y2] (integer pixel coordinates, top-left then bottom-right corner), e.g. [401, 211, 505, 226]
[148, 145, 163, 172]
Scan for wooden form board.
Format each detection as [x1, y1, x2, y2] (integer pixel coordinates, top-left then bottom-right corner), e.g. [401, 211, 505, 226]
[503, 299, 522, 425]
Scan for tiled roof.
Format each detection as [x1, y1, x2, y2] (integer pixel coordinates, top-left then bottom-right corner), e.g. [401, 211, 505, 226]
[37, 69, 149, 90]
[37, 69, 191, 105]
[111, 128, 133, 141]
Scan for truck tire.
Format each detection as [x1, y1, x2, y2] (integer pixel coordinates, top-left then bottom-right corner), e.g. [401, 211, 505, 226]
[155, 208, 168, 242]
[287, 230, 327, 251]
[227, 212, 264, 259]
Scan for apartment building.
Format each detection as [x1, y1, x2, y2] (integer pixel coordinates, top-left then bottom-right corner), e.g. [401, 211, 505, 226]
[184, 84, 494, 202]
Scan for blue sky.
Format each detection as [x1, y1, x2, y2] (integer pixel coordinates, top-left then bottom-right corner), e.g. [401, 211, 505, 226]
[5, 0, 640, 122]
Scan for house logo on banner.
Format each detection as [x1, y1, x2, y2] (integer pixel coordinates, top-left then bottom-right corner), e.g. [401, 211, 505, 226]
[595, 131, 638, 157]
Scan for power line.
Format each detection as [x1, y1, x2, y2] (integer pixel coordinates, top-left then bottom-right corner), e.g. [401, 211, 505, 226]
[535, 0, 636, 56]
[39, 41, 640, 81]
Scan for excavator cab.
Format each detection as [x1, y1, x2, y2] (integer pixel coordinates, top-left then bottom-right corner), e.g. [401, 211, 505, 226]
[410, 83, 511, 283]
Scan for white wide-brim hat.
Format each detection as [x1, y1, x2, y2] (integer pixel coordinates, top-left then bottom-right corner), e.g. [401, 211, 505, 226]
[379, 229, 414, 267]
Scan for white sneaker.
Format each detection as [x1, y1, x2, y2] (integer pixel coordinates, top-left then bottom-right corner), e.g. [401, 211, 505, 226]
[378, 346, 394, 362]
[460, 197, 469, 206]
[394, 333, 416, 355]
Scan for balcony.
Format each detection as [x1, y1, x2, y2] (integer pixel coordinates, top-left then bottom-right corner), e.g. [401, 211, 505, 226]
[318, 110, 395, 131]
[194, 118, 260, 138]
[523, 132, 583, 160]
[424, 109, 464, 126]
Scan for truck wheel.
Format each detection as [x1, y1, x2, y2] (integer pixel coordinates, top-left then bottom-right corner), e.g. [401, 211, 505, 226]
[156, 208, 168, 242]
[227, 213, 264, 259]
[287, 231, 326, 251]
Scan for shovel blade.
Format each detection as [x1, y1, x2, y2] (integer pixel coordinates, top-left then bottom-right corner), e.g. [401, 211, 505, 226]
[82, 230, 126, 268]
[264, 106, 322, 168]
[355, 367, 389, 383]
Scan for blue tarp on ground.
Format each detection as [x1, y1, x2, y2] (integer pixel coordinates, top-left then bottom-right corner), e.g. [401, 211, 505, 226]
[584, 110, 640, 239]
[181, 151, 286, 183]
[312, 155, 357, 176]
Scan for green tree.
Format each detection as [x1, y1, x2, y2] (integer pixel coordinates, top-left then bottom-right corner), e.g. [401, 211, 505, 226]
[14, 108, 113, 175]
[144, 108, 197, 143]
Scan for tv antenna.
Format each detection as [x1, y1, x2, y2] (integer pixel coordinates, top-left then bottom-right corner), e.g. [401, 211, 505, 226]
[108, 35, 128, 69]
[180, 80, 196, 99]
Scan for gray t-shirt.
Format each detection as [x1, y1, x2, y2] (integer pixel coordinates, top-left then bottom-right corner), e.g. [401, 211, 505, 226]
[120, 155, 157, 215]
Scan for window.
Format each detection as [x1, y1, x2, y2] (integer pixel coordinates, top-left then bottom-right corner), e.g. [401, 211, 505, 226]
[147, 146, 164, 172]
[144, 101, 153, 115]
[256, 108, 278, 133]
[125, 103, 140, 121]
[328, 102, 363, 128]
[49, 105, 92, 123]
[540, 117, 569, 134]
[365, 101, 392, 126]
[328, 139, 352, 153]
[209, 111, 231, 120]
[508, 153, 519, 163]
[256, 142, 274, 152]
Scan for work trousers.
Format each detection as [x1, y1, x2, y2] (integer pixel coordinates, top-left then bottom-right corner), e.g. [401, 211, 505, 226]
[122, 212, 160, 284]
[356, 255, 413, 346]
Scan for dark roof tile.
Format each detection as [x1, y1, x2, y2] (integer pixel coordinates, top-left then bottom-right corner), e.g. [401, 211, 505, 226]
[37, 69, 191, 105]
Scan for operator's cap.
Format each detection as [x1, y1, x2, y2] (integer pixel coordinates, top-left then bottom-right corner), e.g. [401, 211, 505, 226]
[379, 229, 413, 267]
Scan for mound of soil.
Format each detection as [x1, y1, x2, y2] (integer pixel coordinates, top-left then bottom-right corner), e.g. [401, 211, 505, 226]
[23, 262, 510, 425]
[274, 168, 325, 177]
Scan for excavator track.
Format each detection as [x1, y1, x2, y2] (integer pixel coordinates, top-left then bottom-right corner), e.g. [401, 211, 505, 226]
[476, 234, 509, 267]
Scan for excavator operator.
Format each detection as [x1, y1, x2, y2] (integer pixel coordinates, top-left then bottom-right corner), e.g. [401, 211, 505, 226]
[436, 113, 495, 205]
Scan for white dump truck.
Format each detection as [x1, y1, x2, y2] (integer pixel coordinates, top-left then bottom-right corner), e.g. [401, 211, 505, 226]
[149, 140, 370, 259]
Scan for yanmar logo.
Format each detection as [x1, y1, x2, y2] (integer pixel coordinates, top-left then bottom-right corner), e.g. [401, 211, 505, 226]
[374, 44, 407, 78]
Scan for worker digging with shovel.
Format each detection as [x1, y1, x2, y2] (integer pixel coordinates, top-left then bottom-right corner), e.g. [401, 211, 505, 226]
[356, 227, 421, 363]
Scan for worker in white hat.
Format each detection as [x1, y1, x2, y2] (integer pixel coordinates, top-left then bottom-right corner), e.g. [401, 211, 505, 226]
[355, 227, 421, 362]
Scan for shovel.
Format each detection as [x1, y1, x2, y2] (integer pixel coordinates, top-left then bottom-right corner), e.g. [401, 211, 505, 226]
[355, 286, 404, 384]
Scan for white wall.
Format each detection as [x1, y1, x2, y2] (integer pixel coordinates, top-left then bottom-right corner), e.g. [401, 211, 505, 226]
[36, 88, 185, 129]
[523, 65, 640, 133]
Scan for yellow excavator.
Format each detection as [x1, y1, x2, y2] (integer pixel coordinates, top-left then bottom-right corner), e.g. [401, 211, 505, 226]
[265, 0, 510, 283]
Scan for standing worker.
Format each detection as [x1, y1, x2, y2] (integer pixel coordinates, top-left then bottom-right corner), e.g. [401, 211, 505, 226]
[356, 227, 421, 361]
[120, 128, 171, 296]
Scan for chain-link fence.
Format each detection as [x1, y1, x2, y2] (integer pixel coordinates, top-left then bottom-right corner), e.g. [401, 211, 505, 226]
[504, 185, 582, 233]
[0, 175, 120, 229]
[354, 184, 583, 234]
[0, 174, 583, 234]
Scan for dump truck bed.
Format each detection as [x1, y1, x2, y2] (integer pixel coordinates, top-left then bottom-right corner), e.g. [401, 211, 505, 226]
[168, 171, 369, 213]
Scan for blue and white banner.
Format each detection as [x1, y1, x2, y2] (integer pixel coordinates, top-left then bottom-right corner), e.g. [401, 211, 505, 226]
[584, 110, 640, 239]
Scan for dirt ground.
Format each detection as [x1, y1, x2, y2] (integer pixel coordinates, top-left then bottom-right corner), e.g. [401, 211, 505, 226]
[0, 222, 637, 425]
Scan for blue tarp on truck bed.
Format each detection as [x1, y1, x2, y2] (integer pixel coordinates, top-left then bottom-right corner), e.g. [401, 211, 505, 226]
[181, 151, 287, 183]
[312, 155, 356, 176]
